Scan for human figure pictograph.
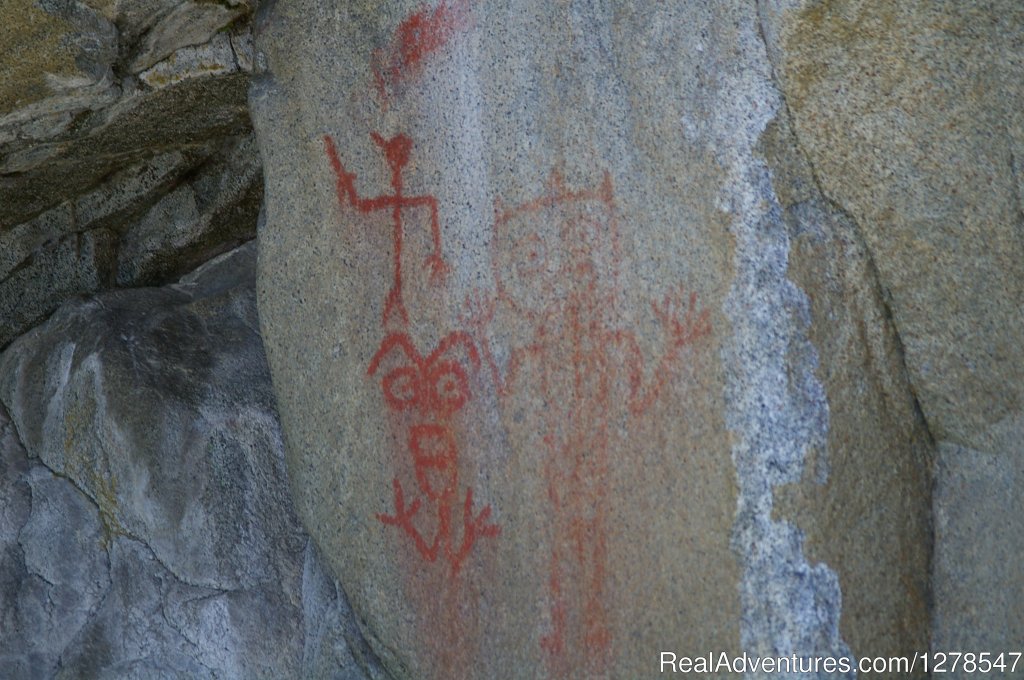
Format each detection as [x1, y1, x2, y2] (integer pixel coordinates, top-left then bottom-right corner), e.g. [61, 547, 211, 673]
[323, 75, 710, 674]
[324, 132, 449, 326]
[323, 129, 498, 580]
[462, 169, 711, 679]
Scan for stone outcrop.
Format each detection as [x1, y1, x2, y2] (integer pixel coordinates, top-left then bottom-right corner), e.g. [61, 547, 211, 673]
[0, 244, 377, 679]
[760, 0, 1024, 655]
[0, 0, 260, 348]
[1, 408, 111, 678]
[1, 1, 1020, 676]
[761, 1, 1024, 455]
[251, 2, 934, 677]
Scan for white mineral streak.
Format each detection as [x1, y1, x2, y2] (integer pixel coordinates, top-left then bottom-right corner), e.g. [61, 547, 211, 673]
[716, 7, 854, 677]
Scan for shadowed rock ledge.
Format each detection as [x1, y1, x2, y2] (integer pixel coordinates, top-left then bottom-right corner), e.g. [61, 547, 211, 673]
[1, 0, 262, 348]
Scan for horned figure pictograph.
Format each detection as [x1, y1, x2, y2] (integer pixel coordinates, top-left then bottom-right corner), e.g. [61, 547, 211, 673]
[324, 132, 449, 326]
[461, 169, 711, 678]
[325, 131, 499, 578]
[367, 331, 500, 577]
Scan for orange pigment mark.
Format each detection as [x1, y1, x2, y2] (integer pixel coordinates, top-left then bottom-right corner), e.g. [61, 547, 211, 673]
[460, 169, 711, 678]
[367, 331, 479, 416]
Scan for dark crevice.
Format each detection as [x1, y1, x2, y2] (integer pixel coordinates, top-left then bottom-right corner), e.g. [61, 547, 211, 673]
[0, 141, 223, 232]
[338, 585, 393, 680]
[2, 250, 38, 283]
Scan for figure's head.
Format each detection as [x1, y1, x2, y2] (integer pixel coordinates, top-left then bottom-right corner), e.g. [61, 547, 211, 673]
[367, 331, 480, 420]
[491, 171, 619, 317]
[371, 132, 414, 173]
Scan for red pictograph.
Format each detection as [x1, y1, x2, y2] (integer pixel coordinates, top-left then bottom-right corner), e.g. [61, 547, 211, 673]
[461, 169, 711, 678]
[371, 0, 476, 105]
[324, 130, 498, 580]
[324, 132, 449, 326]
[325, 36, 712, 669]
[368, 331, 500, 577]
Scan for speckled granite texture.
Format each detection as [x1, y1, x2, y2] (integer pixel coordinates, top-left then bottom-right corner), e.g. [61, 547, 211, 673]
[251, 2, 932, 677]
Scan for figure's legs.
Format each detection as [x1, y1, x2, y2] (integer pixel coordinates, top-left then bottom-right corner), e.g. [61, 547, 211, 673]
[573, 436, 611, 676]
[383, 206, 409, 325]
[583, 513, 611, 667]
[541, 439, 572, 679]
[540, 536, 567, 655]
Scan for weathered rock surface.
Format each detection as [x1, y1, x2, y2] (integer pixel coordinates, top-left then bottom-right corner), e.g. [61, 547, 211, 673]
[762, 1, 1024, 454]
[0, 0, 260, 348]
[2, 0, 1017, 672]
[252, 2, 932, 676]
[128, 1, 251, 74]
[758, 117, 933, 662]
[934, 442, 1024, 676]
[0, 408, 111, 678]
[759, 0, 1024, 655]
[0, 244, 376, 679]
[0, 1, 118, 137]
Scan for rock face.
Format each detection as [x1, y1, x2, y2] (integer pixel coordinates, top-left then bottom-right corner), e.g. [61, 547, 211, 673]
[0, 0, 261, 348]
[759, 0, 1024, 656]
[0, 408, 111, 678]
[933, 443, 1024, 666]
[2, 0, 1018, 674]
[0, 244, 377, 679]
[762, 1, 1024, 454]
[252, 2, 931, 677]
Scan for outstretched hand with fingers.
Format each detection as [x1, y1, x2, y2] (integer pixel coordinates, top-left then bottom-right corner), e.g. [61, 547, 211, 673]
[652, 285, 711, 349]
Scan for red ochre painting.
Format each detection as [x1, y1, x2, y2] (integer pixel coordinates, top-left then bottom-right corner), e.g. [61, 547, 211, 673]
[323, 132, 448, 327]
[371, 0, 477, 105]
[463, 170, 711, 678]
[325, 131, 710, 677]
[368, 331, 500, 577]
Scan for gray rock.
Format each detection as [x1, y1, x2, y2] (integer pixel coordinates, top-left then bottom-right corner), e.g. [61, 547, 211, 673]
[0, 205, 75, 282]
[0, 244, 372, 679]
[83, 0, 183, 59]
[117, 134, 263, 287]
[1, 244, 299, 592]
[759, 117, 933, 666]
[0, 73, 252, 231]
[301, 540, 389, 680]
[129, 1, 250, 73]
[0, 0, 256, 244]
[0, 229, 118, 348]
[56, 536, 219, 680]
[138, 33, 243, 90]
[760, 0, 1024, 649]
[1, 0, 1014, 671]
[0, 404, 111, 678]
[72, 150, 194, 232]
[0, 1, 261, 353]
[933, 442, 1024, 675]
[0, 133, 259, 351]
